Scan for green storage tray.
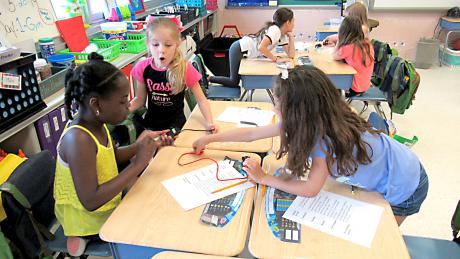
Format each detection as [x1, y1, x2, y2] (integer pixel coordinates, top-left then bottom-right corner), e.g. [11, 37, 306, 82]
[58, 41, 121, 64]
[91, 34, 147, 54]
[38, 67, 68, 99]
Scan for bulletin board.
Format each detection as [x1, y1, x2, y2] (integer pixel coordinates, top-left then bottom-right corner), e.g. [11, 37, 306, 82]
[0, 0, 59, 46]
[227, 0, 340, 7]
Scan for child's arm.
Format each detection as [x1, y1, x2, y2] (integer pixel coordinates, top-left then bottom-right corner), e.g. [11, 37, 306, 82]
[114, 130, 171, 164]
[63, 129, 158, 211]
[189, 82, 216, 132]
[283, 32, 295, 59]
[333, 45, 344, 60]
[243, 157, 329, 197]
[193, 123, 280, 154]
[323, 34, 339, 46]
[258, 36, 279, 62]
[129, 80, 147, 112]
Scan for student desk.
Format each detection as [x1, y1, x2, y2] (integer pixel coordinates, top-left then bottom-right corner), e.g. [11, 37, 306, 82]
[152, 251, 238, 258]
[174, 100, 274, 153]
[99, 146, 259, 258]
[238, 48, 356, 102]
[248, 154, 410, 259]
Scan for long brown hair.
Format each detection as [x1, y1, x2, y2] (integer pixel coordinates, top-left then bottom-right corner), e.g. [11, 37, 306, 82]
[337, 16, 373, 66]
[346, 2, 369, 28]
[252, 7, 294, 38]
[274, 66, 379, 178]
[146, 18, 187, 95]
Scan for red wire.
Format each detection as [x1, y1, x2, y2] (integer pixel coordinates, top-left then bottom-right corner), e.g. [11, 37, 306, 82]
[177, 152, 247, 181]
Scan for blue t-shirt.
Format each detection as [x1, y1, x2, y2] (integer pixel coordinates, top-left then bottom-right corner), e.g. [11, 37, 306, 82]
[312, 132, 420, 205]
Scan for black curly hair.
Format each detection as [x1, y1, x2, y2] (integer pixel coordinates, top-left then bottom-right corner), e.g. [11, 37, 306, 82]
[64, 52, 124, 120]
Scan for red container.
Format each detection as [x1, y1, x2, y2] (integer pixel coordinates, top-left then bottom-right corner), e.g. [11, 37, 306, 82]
[206, 0, 218, 10]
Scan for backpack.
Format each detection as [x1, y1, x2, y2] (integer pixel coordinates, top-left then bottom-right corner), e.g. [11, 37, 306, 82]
[0, 151, 56, 258]
[379, 56, 420, 114]
[371, 39, 394, 87]
[447, 7, 460, 18]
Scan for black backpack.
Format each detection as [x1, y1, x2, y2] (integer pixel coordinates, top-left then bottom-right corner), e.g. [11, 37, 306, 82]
[447, 7, 460, 18]
[0, 151, 56, 258]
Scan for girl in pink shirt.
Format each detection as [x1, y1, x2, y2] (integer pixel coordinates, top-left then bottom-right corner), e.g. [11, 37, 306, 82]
[130, 17, 216, 132]
[333, 16, 374, 97]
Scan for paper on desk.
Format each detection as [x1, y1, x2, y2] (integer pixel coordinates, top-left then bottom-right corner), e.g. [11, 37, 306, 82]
[217, 107, 275, 127]
[283, 190, 383, 248]
[162, 161, 254, 210]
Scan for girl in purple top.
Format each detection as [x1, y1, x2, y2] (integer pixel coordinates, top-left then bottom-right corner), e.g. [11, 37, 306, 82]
[130, 17, 216, 132]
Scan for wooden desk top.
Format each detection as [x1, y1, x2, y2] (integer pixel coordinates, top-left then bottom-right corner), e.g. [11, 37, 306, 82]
[239, 49, 356, 76]
[100, 146, 260, 256]
[317, 25, 339, 32]
[152, 251, 239, 259]
[248, 154, 410, 259]
[174, 101, 274, 153]
[442, 16, 460, 23]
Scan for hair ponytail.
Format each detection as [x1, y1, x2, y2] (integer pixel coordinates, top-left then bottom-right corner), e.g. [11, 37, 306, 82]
[167, 48, 187, 94]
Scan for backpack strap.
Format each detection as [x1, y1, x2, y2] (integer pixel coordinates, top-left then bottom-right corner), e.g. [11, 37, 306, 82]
[452, 200, 460, 244]
[0, 183, 54, 257]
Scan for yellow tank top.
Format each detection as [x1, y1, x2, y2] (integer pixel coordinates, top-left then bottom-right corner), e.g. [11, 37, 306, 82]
[54, 123, 121, 236]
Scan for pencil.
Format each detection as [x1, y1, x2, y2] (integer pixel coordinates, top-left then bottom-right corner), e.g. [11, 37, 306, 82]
[211, 180, 248, 194]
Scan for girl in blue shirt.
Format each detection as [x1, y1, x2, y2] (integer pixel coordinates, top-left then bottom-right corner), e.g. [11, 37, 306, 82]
[193, 65, 428, 225]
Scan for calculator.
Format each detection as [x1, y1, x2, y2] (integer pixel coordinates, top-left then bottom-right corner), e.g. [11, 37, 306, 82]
[0, 53, 46, 133]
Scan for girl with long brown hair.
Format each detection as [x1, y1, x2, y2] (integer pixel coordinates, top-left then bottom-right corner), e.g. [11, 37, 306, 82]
[193, 65, 428, 226]
[333, 16, 374, 96]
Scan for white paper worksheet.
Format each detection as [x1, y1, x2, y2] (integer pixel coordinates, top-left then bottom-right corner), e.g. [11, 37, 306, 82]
[162, 161, 254, 210]
[216, 107, 275, 127]
[283, 190, 384, 248]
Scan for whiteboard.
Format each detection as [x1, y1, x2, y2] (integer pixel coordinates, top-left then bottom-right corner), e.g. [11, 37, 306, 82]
[0, 0, 59, 46]
[371, 0, 459, 10]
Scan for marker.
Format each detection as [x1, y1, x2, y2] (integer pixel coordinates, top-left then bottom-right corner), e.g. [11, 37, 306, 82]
[240, 121, 258, 127]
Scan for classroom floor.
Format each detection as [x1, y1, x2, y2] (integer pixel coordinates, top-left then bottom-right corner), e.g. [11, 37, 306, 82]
[88, 65, 459, 259]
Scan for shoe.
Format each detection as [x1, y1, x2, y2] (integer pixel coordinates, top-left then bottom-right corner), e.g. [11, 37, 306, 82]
[67, 236, 88, 256]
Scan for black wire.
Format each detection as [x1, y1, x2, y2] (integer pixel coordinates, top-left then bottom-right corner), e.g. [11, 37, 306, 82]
[181, 128, 213, 133]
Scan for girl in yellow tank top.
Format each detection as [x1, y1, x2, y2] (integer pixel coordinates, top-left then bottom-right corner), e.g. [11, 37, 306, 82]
[55, 53, 171, 256]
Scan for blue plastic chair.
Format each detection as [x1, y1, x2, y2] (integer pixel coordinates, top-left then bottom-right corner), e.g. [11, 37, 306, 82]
[46, 225, 112, 258]
[348, 86, 388, 120]
[403, 200, 460, 259]
[207, 84, 241, 100]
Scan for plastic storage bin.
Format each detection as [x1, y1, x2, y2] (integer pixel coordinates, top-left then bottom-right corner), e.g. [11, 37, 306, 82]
[91, 34, 146, 54]
[59, 41, 121, 65]
[415, 38, 439, 69]
[38, 67, 68, 99]
[0, 53, 47, 134]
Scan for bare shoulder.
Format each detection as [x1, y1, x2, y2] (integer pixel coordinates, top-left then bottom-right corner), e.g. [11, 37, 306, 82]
[60, 127, 97, 162]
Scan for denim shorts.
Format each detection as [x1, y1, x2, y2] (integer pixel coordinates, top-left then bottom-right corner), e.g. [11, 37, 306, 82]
[391, 163, 429, 216]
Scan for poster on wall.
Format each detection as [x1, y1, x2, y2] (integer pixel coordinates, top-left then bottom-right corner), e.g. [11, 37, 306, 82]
[129, 0, 145, 14]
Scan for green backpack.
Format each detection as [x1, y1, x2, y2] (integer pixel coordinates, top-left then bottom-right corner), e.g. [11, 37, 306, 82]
[371, 39, 398, 87]
[379, 56, 420, 114]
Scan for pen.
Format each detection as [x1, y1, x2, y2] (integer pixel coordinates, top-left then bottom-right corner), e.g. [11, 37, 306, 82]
[247, 106, 261, 110]
[211, 180, 248, 194]
[351, 185, 355, 195]
[240, 121, 258, 127]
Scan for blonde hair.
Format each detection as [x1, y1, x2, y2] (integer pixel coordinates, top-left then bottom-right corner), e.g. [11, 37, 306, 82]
[146, 18, 187, 95]
[346, 2, 369, 28]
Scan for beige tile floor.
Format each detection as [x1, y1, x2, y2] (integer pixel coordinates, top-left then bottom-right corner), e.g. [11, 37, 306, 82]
[89, 65, 459, 259]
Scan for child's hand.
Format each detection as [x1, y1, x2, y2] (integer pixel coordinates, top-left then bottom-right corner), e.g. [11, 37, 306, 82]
[207, 122, 218, 133]
[192, 136, 209, 154]
[243, 158, 267, 184]
[275, 57, 292, 63]
[133, 135, 158, 168]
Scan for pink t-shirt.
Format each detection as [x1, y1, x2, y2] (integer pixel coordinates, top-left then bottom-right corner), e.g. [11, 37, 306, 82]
[338, 43, 374, 93]
[131, 57, 201, 88]
[130, 57, 202, 130]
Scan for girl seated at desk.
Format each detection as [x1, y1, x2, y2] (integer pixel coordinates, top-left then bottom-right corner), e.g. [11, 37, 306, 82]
[209, 7, 295, 88]
[193, 65, 428, 226]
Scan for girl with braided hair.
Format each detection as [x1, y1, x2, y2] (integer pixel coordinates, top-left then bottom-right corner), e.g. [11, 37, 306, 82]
[54, 53, 171, 256]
